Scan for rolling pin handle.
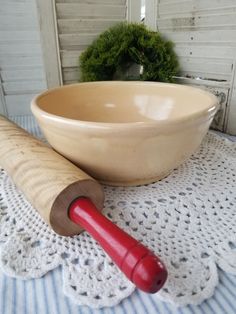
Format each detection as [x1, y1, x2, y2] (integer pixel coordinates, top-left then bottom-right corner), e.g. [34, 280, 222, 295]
[69, 197, 167, 293]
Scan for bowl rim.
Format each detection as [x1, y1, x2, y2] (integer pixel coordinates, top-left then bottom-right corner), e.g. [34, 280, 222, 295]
[31, 81, 219, 131]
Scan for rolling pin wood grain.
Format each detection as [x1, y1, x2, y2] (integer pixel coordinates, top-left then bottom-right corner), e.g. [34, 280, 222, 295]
[0, 115, 104, 236]
[0, 115, 167, 293]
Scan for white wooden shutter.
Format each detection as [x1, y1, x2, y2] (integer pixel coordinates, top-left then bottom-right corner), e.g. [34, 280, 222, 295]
[57, 0, 128, 85]
[0, 0, 47, 116]
[146, 0, 236, 135]
[37, 0, 141, 87]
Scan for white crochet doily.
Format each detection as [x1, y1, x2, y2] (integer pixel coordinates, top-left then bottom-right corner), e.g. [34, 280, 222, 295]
[0, 132, 236, 308]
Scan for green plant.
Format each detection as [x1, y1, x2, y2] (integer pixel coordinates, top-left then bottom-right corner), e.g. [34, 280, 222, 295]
[79, 22, 179, 82]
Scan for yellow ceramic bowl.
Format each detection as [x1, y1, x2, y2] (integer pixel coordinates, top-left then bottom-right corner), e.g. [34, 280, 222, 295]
[31, 81, 218, 186]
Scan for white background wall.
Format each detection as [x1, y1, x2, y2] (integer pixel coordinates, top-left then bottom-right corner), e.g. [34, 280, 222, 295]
[145, 0, 236, 134]
[0, 0, 47, 116]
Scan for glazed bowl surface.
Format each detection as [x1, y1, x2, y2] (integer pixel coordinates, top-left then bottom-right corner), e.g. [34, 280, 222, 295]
[31, 81, 218, 186]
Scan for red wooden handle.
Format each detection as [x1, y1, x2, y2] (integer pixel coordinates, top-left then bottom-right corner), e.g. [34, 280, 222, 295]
[69, 197, 167, 293]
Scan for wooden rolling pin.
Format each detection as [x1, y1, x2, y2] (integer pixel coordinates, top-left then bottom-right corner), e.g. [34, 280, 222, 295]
[0, 115, 167, 293]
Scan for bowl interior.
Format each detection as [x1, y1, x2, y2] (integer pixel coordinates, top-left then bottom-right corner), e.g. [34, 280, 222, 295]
[36, 82, 217, 123]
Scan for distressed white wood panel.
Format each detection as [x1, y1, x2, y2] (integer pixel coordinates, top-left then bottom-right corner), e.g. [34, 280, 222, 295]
[178, 58, 232, 80]
[158, 0, 236, 16]
[0, 56, 43, 70]
[0, 2, 37, 16]
[180, 71, 231, 81]
[61, 50, 82, 67]
[58, 19, 125, 34]
[38, 0, 130, 87]
[55, 0, 128, 86]
[158, 0, 184, 2]
[57, 0, 126, 3]
[1, 68, 45, 82]
[5, 94, 36, 116]
[0, 16, 38, 31]
[164, 30, 236, 46]
[56, 3, 126, 19]
[226, 99, 236, 134]
[174, 45, 236, 60]
[145, 0, 158, 30]
[63, 68, 81, 82]
[3, 80, 47, 94]
[156, 0, 236, 134]
[0, 0, 47, 116]
[0, 31, 40, 42]
[0, 43, 42, 55]
[127, 0, 141, 22]
[59, 33, 98, 47]
[226, 62, 236, 134]
[0, 81, 7, 115]
[1, 0, 33, 2]
[178, 57, 233, 75]
[36, 0, 62, 88]
[61, 44, 91, 51]
[158, 12, 236, 31]
[176, 76, 230, 88]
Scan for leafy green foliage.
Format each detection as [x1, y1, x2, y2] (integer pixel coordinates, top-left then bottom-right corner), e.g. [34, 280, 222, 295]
[79, 22, 179, 82]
